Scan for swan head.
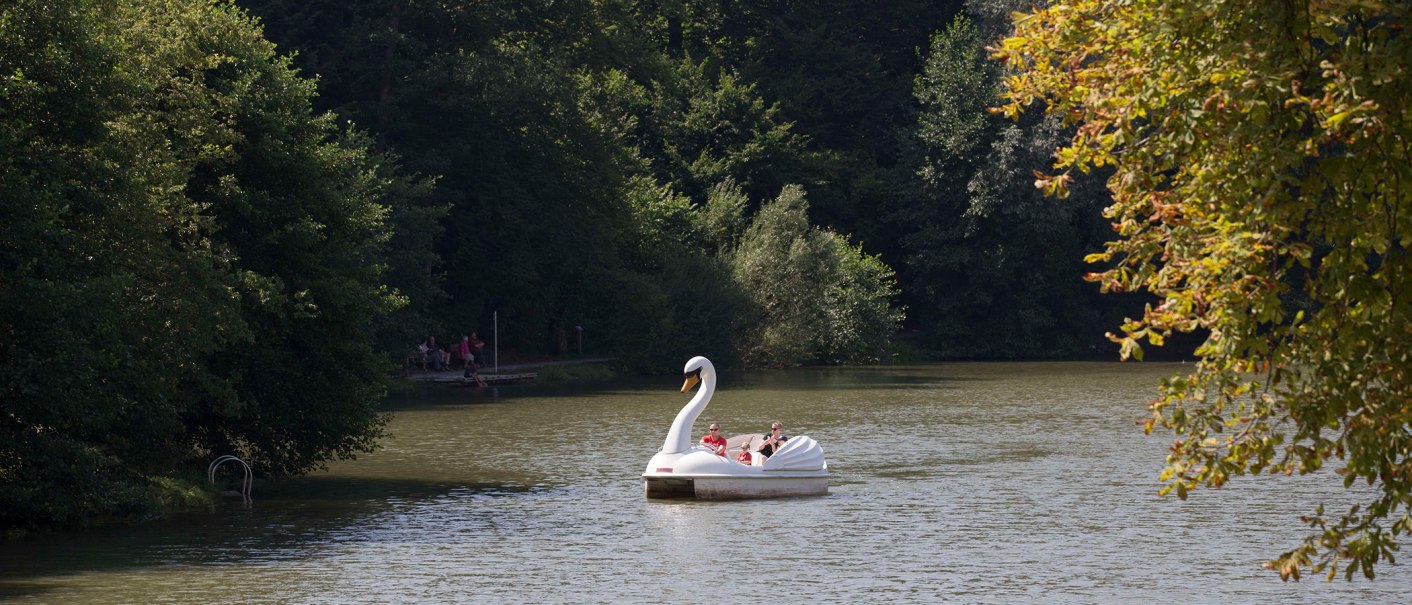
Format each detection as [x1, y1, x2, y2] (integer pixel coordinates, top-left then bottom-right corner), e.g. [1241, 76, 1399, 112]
[656, 356, 717, 455]
[680, 356, 714, 393]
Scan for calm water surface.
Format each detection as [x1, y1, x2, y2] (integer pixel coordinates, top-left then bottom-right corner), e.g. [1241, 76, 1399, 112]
[2, 362, 1408, 603]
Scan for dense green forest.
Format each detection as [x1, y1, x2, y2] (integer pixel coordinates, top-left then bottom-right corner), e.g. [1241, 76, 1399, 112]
[2, 0, 1137, 526]
[235, 0, 1136, 363]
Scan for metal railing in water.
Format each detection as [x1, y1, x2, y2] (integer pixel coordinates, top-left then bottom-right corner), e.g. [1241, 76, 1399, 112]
[207, 455, 252, 505]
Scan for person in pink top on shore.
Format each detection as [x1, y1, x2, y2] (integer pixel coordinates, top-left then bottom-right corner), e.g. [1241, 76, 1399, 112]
[700, 422, 727, 456]
[459, 336, 473, 369]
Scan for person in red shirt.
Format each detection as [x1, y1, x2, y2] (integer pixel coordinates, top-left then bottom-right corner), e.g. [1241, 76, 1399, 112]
[735, 440, 753, 465]
[467, 331, 487, 367]
[701, 423, 727, 456]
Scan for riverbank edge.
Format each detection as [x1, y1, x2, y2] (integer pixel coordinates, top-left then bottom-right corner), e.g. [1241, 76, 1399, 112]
[392, 356, 620, 390]
[2, 472, 217, 539]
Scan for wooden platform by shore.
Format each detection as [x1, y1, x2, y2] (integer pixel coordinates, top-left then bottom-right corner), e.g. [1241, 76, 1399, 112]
[404, 357, 613, 386]
[431, 372, 539, 386]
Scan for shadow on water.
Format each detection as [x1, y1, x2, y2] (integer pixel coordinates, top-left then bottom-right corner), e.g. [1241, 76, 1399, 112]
[0, 581, 56, 601]
[387, 365, 985, 411]
[0, 475, 543, 598]
[259, 474, 541, 501]
[383, 375, 665, 410]
[731, 366, 986, 392]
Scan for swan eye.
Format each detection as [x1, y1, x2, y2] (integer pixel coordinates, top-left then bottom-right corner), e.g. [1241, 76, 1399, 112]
[684, 368, 703, 379]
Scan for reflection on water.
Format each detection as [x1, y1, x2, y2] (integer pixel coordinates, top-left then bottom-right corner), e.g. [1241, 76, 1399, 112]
[2, 363, 1408, 603]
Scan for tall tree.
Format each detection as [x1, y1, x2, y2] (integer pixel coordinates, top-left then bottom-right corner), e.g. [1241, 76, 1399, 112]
[579, 56, 810, 213]
[0, 0, 235, 523]
[999, 0, 1412, 580]
[732, 185, 902, 365]
[244, 0, 658, 354]
[903, 13, 1120, 358]
[671, 0, 961, 237]
[1, 0, 406, 525]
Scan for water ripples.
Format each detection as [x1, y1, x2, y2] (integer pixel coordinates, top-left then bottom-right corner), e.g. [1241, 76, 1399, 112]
[2, 362, 1408, 603]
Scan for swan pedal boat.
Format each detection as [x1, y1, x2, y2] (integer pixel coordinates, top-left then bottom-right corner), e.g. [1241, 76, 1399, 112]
[642, 356, 829, 500]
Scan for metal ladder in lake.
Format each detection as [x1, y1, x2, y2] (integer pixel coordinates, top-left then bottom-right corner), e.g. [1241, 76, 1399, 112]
[207, 455, 253, 505]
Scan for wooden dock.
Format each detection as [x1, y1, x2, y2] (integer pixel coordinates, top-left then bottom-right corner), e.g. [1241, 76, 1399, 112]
[403, 357, 611, 386]
[405, 369, 537, 384]
[435, 372, 538, 386]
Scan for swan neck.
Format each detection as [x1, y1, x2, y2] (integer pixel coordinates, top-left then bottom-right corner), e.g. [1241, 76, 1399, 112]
[661, 370, 715, 454]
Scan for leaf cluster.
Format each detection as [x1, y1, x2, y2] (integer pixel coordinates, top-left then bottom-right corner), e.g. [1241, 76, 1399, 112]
[998, 0, 1412, 580]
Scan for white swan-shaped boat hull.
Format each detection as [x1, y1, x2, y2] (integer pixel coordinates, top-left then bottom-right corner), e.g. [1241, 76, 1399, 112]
[641, 356, 829, 499]
[644, 436, 829, 499]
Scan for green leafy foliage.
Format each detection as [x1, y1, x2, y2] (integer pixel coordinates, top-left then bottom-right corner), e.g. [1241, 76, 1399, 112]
[903, 12, 1125, 358]
[1, 0, 406, 525]
[670, 0, 961, 236]
[643, 57, 809, 207]
[999, 0, 1412, 580]
[243, 0, 904, 369]
[732, 186, 902, 365]
[1, 0, 234, 524]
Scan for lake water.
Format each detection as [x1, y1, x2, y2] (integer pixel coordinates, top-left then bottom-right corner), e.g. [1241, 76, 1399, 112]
[1, 362, 1408, 603]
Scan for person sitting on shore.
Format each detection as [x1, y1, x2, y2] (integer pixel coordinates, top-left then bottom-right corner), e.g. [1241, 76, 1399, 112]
[415, 337, 437, 370]
[425, 336, 444, 371]
[701, 422, 727, 456]
[468, 331, 487, 367]
[463, 362, 487, 387]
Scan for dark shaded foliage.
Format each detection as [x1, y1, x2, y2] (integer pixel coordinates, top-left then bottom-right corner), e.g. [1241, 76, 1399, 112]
[1, 0, 409, 525]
